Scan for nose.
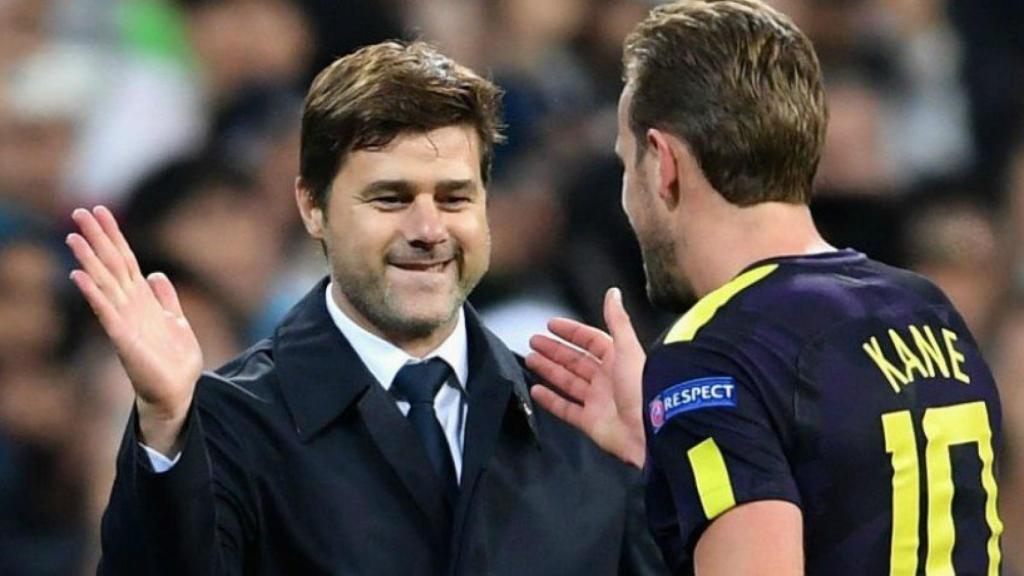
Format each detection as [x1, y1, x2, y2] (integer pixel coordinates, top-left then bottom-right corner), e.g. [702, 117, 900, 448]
[403, 194, 447, 246]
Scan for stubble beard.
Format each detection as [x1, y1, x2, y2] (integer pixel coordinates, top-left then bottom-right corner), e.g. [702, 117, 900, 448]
[631, 178, 690, 314]
[637, 225, 690, 314]
[333, 253, 475, 342]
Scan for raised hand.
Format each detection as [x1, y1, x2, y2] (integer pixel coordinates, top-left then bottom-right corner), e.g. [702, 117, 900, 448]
[527, 288, 647, 468]
[66, 206, 203, 455]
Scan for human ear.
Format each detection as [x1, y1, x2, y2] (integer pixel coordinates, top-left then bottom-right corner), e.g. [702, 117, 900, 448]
[646, 128, 680, 207]
[295, 177, 325, 239]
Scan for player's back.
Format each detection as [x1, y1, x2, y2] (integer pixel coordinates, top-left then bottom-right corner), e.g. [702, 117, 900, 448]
[642, 249, 1004, 575]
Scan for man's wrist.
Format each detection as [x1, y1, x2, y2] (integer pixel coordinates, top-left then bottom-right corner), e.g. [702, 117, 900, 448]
[136, 397, 191, 456]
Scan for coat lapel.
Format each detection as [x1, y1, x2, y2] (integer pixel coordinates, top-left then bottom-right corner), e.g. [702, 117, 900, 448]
[450, 307, 540, 561]
[275, 279, 369, 440]
[274, 279, 450, 542]
[357, 377, 452, 541]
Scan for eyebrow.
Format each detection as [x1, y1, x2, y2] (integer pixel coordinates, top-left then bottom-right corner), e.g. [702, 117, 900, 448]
[436, 179, 476, 194]
[361, 180, 416, 196]
[361, 179, 477, 196]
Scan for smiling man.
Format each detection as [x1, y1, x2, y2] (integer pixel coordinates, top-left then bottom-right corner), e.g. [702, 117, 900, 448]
[69, 42, 666, 575]
[302, 124, 489, 354]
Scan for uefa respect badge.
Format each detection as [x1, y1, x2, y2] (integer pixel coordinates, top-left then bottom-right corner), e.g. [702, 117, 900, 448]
[649, 376, 736, 433]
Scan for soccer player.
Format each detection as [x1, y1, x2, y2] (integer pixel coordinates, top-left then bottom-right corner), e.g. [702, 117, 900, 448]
[527, 1, 1005, 574]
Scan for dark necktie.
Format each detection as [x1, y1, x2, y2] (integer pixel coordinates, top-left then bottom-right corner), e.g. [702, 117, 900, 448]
[392, 359, 458, 498]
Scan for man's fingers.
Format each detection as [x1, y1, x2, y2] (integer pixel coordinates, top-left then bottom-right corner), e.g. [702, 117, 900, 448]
[147, 272, 185, 317]
[66, 233, 126, 304]
[547, 317, 613, 360]
[69, 270, 122, 338]
[603, 287, 643, 352]
[525, 350, 591, 403]
[71, 208, 131, 287]
[530, 385, 586, 431]
[93, 205, 142, 281]
[528, 334, 599, 381]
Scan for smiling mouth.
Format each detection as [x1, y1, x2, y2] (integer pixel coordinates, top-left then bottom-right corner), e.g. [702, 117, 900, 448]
[388, 260, 453, 273]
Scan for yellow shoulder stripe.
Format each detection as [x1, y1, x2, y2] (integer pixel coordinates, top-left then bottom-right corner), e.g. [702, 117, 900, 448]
[663, 264, 778, 345]
[688, 438, 736, 519]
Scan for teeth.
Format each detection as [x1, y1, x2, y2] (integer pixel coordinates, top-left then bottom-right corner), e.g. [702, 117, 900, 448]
[393, 262, 447, 272]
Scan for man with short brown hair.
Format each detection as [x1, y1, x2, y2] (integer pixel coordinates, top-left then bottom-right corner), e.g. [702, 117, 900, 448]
[622, 0, 826, 208]
[530, 1, 1004, 574]
[70, 41, 667, 575]
[299, 41, 504, 211]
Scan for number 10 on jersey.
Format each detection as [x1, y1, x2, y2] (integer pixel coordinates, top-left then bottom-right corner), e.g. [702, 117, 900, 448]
[882, 401, 1002, 576]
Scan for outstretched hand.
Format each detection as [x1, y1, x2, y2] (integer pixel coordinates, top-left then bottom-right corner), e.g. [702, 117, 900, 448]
[66, 206, 202, 454]
[527, 288, 647, 468]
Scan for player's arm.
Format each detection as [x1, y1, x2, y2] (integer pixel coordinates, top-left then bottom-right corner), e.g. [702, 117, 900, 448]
[643, 339, 803, 575]
[694, 500, 803, 576]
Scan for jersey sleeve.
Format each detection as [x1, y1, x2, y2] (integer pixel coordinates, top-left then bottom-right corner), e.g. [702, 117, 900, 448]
[641, 340, 801, 558]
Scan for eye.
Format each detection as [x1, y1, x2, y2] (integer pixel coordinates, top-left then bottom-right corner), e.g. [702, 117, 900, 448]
[438, 195, 472, 210]
[371, 195, 408, 209]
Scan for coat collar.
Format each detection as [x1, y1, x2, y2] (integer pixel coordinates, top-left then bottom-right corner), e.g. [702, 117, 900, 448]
[274, 278, 373, 441]
[463, 305, 539, 442]
[274, 278, 538, 443]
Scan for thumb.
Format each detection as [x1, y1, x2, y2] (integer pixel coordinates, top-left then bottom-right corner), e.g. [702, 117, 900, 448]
[604, 287, 642, 352]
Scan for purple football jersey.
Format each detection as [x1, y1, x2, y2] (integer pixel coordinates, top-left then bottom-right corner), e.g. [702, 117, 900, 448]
[643, 249, 1003, 575]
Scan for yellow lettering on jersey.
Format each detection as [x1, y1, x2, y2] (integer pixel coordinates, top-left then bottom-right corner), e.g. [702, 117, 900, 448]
[882, 411, 920, 576]
[865, 325, 972, 393]
[921, 402, 1001, 575]
[889, 329, 930, 383]
[942, 328, 971, 384]
[883, 403, 1002, 576]
[909, 325, 949, 379]
[863, 336, 911, 393]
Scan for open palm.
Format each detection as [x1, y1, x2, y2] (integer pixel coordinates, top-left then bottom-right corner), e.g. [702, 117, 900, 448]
[67, 207, 202, 447]
[527, 288, 647, 468]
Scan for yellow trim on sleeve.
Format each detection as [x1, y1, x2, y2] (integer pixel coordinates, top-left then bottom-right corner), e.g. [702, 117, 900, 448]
[664, 264, 779, 345]
[687, 438, 737, 520]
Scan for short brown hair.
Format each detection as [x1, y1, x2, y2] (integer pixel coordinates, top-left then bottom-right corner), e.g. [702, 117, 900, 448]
[300, 41, 504, 207]
[624, 0, 827, 205]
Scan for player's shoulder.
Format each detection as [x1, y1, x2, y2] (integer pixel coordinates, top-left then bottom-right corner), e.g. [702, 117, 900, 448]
[663, 249, 953, 350]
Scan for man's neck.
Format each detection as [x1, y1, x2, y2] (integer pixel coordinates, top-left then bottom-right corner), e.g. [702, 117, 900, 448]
[684, 201, 834, 298]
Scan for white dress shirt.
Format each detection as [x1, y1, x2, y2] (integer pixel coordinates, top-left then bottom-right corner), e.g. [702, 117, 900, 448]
[144, 283, 470, 480]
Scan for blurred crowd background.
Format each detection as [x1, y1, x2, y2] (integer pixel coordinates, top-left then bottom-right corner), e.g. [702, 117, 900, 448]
[0, 0, 1022, 573]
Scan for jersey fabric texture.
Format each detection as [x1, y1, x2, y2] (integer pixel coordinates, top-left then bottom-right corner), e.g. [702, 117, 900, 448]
[642, 249, 1004, 576]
